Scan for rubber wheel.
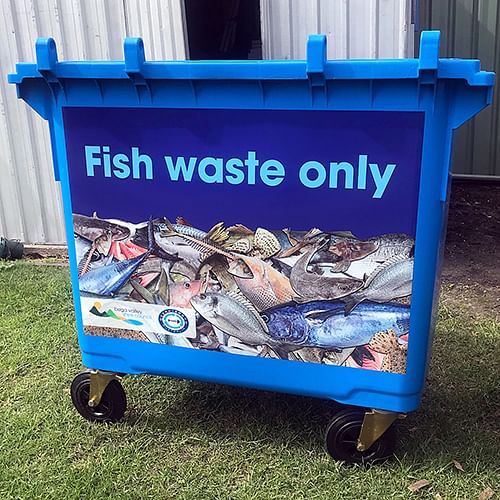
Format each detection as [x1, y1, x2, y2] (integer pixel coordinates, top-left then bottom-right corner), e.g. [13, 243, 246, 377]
[70, 372, 127, 423]
[325, 408, 396, 465]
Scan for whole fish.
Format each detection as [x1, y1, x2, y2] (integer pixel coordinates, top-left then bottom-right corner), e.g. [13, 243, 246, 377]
[228, 255, 296, 311]
[73, 213, 130, 242]
[343, 256, 414, 314]
[263, 301, 410, 350]
[290, 238, 363, 301]
[191, 292, 274, 349]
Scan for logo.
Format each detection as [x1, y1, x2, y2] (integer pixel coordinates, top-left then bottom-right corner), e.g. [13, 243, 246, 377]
[158, 309, 189, 334]
[89, 301, 143, 326]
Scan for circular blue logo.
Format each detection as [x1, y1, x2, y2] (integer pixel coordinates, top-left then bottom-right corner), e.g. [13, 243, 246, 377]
[158, 309, 189, 334]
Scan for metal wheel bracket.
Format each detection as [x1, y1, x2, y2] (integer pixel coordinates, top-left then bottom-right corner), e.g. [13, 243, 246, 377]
[88, 370, 120, 408]
[356, 409, 405, 452]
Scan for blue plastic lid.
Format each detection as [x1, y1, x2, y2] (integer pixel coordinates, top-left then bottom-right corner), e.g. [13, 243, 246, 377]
[8, 31, 495, 88]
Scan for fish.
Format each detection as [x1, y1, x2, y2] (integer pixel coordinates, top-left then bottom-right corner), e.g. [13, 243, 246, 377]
[369, 329, 408, 374]
[328, 239, 378, 268]
[169, 280, 203, 308]
[343, 255, 414, 314]
[157, 218, 234, 262]
[79, 220, 155, 296]
[73, 213, 130, 242]
[227, 255, 296, 311]
[366, 233, 414, 263]
[154, 233, 203, 267]
[79, 251, 150, 296]
[290, 238, 363, 301]
[279, 228, 323, 257]
[171, 260, 198, 280]
[102, 218, 148, 240]
[190, 292, 275, 349]
[198, 255, 270, 331]
[263, 301, 410, 351]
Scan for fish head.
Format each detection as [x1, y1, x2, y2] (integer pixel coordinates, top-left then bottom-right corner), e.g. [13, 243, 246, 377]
[170, 280, 203, 308]
[227, 257, 254, 279]
[190, 292, 220, 318]
[261, 305, 309, 344]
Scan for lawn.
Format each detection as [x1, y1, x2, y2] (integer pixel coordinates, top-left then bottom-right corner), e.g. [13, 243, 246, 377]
[0, 261, 498, 499]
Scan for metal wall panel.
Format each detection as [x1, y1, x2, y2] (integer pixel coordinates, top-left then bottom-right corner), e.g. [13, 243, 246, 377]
[260, 0, 413, 60]
[420, 0, 499, 177]
[0, 0, 187, 244]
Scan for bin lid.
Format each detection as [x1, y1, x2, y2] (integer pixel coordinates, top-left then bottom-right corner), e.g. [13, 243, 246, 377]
[8, 31, 494, 88]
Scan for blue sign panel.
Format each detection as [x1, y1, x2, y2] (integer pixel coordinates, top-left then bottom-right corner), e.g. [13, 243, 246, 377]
[64, 107, 423, 374]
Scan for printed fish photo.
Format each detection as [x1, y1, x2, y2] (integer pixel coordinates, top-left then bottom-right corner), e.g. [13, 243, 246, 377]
[75, 213, 414, 374]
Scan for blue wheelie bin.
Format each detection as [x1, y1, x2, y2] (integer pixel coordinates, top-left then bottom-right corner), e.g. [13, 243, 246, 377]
[9, 31, 494, 464]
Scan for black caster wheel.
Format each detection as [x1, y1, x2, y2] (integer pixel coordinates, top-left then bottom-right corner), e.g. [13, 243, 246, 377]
[325, 408, 396, 465]
[70, 372, 127, 423]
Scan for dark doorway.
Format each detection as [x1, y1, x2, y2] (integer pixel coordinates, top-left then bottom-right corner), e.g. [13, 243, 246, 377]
[184, 0, 262, 60]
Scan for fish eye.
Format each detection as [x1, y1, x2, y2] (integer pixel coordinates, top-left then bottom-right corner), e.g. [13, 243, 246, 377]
[199, 293, 207, 300]
[261, 314, 269, 323]
[183, 282, 190, 289]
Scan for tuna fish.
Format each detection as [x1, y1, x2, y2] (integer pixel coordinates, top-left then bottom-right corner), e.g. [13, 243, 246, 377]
[263, 301, 410, 350]
[79, 251, 150, 296]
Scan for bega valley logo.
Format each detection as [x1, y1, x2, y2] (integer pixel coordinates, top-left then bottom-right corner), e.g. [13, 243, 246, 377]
[90, 302, 144, 326]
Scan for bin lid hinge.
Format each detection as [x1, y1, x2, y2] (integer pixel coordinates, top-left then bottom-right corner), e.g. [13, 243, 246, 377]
[307, 35, 328, 105]
[35, 38, 65, 102]
[417, 32, 441, 111]
[124, 38, 152, 103]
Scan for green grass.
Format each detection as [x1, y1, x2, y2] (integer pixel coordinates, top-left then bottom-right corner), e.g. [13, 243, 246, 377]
[0, 262, 498, 499]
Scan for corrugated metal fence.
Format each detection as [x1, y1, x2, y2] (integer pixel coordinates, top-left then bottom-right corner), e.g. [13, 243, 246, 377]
[420, 0, 500, 177]
[1, 0, 413, 244]
[0, 0, 187, 244]
[261, 0, 413, 59]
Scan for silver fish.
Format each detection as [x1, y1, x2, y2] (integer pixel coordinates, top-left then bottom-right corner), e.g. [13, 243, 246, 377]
[290, 238, 363, 301]
[190, 292, 273, 349]
[343, 256, 414, 314]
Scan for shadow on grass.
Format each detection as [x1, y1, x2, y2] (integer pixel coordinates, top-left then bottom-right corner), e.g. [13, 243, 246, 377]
[121, 317, 499, 468]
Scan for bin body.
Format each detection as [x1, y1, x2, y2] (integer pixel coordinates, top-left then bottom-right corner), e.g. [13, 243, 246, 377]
[9, 33, 494, 413]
